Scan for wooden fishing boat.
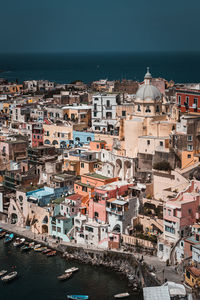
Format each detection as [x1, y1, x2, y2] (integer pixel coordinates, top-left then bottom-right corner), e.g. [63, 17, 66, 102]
[34, 246, 47, 252]
[29, 242, 35, 249]
[67, 296, 89, 300]
[43, 248, 51, 254]
[21, 245, 31, 252]
[114, 293, 130, 298]
[0, 270, 7, 277]
[1, 271, 18, 282]
[34, 244, 41, 250]
[4, 233, 14, 244]
[13, 238, 25, 247]
[57, 272, 72, 281]
[0, 231, 6, 239]
[65, 267, 79, 274]
[46, 250, 56, 257]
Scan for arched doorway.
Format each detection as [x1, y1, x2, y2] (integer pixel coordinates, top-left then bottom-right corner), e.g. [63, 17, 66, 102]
[113, 224, 121, 233]
[11, 213, 18, 224]
[42, 225, 48, 234]
[116, 159, 122, 177]
[124, 160, 132, 180]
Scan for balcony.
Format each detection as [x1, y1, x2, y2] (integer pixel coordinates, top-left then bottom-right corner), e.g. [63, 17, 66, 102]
[106, 207, 123, 215]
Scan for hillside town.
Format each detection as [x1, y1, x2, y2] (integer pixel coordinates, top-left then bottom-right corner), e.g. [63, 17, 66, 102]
[1, 68, 200, 296]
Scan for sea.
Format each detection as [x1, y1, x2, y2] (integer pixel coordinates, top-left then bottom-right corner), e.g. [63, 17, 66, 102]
[0, 52, 200, 84]
[0, 239, 143, 300]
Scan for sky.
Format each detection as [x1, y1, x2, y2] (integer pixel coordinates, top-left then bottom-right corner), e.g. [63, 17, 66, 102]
[0, 0, 200, 53]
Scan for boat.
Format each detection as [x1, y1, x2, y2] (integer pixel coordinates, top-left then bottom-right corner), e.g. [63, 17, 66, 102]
[67, 296, 89, 300]
[57, 272, 72, 281]
[43, 248, 51, 254]
[0, 231, 6, 239]
[1, 271, 18, 282]
[65, 267, 79, 274]
[29, 242, 35, 249]
[4, 233, 14, 244]
[34, 244, 41, 250]
[21, 245, 31, 252]
[0, 270, 7, 277]
[114, 293, 130, 299]
[47, 250, 56, 257]
[13, 238, 25, 247]
[34, 246, 47, 252]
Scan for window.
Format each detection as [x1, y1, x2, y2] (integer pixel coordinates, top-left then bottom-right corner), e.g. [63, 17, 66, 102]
[186, 96, 189, 105]
[186, 271, 190, 279]
[37, 135, 40, 139]
[188, 209, 192, 214]
[165, 225, 175, 234]
[47, 131, 49, 136]
[190, 245, 193, 251]
[187, 135, 193, 141]
[106, 100, 110, 107]
[156, 105, 159, 113]
[160, 141, 163, 147]
[187, 144, 193, 151]
[122, 110, 126, 117]
[81, 114, 86, 119]
[52, 225, 56, 231]
[57, 227, 61, 233]
[187, 154, 191, 159]
[87, 137, 91, 142]
[94, 104, 97, 110]
[147, 140, 150, 145]
[97, 144, 99, 149]
[81, 163, 84, 168]
[94, 212, 99, 218]
[94, 112, 97, 117]
[145, 105, 151, 113]
[137, 105, 141, 112]
[178, 95, 181, 105]
[168, 209, 171, 216]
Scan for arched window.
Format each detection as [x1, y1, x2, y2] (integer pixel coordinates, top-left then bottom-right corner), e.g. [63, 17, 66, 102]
[87, 137, 91, 142]
[52, 140, 58, 145]
[145, 105, 151, 113]
[44, 139, 50, 144]
[156, 105, 160, 113]
[75, 137, 80, 142]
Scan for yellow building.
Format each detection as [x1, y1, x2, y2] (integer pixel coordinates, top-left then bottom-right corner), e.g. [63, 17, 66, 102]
[185, 266, 200, 288]
[62, 105, 92, 128]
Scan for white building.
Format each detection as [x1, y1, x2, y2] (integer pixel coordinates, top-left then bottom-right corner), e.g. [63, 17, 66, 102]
[92, 94, 120, 133]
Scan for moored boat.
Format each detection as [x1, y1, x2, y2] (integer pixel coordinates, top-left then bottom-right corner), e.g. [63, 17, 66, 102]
[65, 267, 79, 274]
[43, 248, 51, 254]
[114, 293, 130, 298]
[57, 272, 72, 281]
[67, 296, 89, 300]
[0, 270, 7, 277]
[34, 246, 47, 252]
[47, 250, 56, 257]
[1, 271, 18, 282]
[13, 238, 25, 247]
[29, 242, 35, 249]
[21, 245, 31, 252]
[4, 233, 14, 244]
[34, 244, 41, 250]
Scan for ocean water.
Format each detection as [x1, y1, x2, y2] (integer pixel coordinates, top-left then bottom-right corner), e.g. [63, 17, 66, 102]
[0, 240, 142, 300]
[0, 52, 200, 84]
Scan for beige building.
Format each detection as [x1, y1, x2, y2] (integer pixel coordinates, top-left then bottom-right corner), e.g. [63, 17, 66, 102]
[43, 123, 73, 148]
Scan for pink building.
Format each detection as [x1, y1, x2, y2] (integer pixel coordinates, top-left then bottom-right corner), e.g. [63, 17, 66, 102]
[89, 181, 132, 223]
[164, 180, 200, 243]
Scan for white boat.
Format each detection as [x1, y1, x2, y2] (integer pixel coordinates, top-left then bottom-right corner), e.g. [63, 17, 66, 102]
[0, 270, 7, 277]
[29, 242, 35, 248]
[114, 293, 130, 299]
[1, 271, 18, 282]
[13, 238, 25, 247]
[65, 267, 79, 274]
[34, 244, 41, 250]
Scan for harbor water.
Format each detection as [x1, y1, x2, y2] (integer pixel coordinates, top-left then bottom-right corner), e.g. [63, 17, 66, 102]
[0, 239, 143, 300]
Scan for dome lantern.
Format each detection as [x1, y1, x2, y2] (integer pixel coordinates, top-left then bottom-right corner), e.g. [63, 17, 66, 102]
[144, 67, 152, 85]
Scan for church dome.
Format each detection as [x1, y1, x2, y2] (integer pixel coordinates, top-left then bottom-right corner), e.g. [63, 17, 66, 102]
[135, 84, 162, 101]
[135, 67, 162, 101]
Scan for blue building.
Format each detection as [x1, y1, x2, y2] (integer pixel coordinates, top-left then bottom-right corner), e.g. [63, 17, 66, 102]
[73, 131, 95, 145]
[26, 187, 55, 207]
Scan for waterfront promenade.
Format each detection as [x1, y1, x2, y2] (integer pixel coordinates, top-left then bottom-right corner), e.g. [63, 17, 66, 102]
[0, 221, 183, 286]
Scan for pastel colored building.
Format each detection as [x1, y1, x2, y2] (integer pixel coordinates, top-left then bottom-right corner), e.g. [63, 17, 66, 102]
[73, 130, 95, 145]
[43, 123, 73, 148]
[176, 88, 200, 113]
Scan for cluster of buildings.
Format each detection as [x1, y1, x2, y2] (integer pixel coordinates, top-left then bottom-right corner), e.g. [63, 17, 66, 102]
[1, 70, 200, 287]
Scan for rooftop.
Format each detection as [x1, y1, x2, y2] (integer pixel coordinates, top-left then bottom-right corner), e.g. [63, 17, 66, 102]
[83, 173, 111, 180]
